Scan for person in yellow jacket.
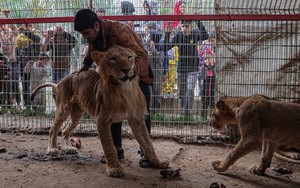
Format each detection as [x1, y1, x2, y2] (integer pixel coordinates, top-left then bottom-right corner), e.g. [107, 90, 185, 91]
[15, 24, 41, 108]
[161, 45, 178, 98]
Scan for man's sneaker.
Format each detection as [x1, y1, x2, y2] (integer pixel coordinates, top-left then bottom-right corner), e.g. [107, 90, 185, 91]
[100, 149, 124, 164]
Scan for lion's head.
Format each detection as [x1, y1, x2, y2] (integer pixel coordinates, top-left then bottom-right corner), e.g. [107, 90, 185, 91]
[91, 45, 137, 84]
[209, 100, 238, 131]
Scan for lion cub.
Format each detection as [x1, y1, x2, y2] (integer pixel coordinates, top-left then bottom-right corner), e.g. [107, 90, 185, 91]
[209, 95, 300, 175]
[31, 45, 169, 177]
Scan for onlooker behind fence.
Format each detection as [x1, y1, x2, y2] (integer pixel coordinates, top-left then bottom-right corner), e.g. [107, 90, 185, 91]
[41, 25, 77, 101]
[143, 0, 159, 24]
[163, 19, 208, 116]
[144, 31, 166, 113]
[198, 31, 216, 96]
[0, 53, 11, 107]
[159, 0, 170, 15]
[120, 1, 136, 31]
[201, 51, 215, 120]
[96, 8, 106, 17]
[142, 21, 161, 47]
[143, 1, 159, 15]
[120, 1, 135, 15]
[161, 30, 178, 98]
[0, 10, 18, 107]
[0, 10, 17, 67]
[163, 0, 186, 31]
[15, 23, 41, 109]
[23, 52, 49, 114]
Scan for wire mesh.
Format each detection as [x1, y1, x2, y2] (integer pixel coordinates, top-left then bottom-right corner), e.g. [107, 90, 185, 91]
[0, 0, 299, 144]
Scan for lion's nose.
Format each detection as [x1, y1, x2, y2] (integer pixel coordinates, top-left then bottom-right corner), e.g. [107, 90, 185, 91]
[121, 68, 130, 74]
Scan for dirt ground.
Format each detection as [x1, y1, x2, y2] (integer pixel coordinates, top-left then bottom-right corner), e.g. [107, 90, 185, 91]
[1, 132, 300, 188]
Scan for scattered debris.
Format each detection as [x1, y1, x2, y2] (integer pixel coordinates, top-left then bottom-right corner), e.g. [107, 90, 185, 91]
[160, 168, 181, 179]
[0, 147, 7, 153]
[15, 152, 28, 159]
[272, 167, 293, 175]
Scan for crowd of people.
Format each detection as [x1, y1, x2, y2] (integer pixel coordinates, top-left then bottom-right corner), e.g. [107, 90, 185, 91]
[0, 1, 216, 120]
[0, 10, 78, 114]
[0, 0, 217, 170]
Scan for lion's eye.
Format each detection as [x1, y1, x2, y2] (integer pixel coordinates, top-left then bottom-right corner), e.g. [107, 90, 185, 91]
[110, 57, 117, 62]
[128, 55, 133, 61]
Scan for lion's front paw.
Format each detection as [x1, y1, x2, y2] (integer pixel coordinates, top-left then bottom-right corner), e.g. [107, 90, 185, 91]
[156, 160, 170, 169]
[250, 165, 265, 175]
[212, 160, 227, 172]
[106, 166, 125, 177]
[62, 146, 78, 154]
[47, 148, 59, 156]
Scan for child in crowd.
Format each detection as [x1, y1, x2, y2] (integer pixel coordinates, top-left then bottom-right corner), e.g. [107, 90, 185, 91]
[198, 31, 216, 96]
[145, 31, 166, 113]
[201, 52, 216, 120]
[24, 52, 49, 113]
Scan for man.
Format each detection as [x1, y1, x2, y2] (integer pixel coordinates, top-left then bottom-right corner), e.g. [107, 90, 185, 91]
[15, 23, 41, 109]
[74, 8, 153, 167]
[144, 31, 166, 113]
[41, 25, 77, 101]
[163, 20, 208, 116]
[0, 53, 11, 106]
[41, 25, 77, 84]
[0, 10, 18, 107]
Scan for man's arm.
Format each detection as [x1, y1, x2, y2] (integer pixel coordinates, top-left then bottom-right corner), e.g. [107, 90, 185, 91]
[79, 43, 94, 72]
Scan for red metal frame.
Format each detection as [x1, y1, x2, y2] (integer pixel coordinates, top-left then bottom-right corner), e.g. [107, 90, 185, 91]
[1, 14, 300, 24]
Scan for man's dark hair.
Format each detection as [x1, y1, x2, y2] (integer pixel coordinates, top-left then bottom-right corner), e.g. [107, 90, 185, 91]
[74, 8, 100, 32]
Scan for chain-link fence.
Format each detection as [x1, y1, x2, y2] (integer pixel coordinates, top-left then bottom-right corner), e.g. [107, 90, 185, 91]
[0, 0, 299, 143]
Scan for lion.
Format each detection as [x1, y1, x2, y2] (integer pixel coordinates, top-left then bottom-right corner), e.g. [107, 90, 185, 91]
[274, 99, 300, 163]
[209, 94, 300, 175]
[31, 45, 169, 177]
[211, 95, 300, 164]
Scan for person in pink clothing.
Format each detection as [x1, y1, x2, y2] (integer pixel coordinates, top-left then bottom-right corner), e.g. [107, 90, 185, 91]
[163, 1, 186, 30]
[200, 52, 215, 120]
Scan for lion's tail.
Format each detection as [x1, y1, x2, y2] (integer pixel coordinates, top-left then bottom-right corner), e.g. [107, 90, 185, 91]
[274, 151, 300, 164]
[31, 83, 58, 102]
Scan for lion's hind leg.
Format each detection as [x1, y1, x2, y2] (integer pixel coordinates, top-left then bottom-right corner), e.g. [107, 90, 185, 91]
[62, 104, 84, 154]
[48, 104, 71, 156]
[251, 141, 276, 175]
[128, 117, 170, 169]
